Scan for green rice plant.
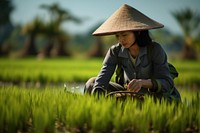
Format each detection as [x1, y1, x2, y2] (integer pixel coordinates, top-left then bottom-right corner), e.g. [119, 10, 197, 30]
[0, 58, 103, 84]
[115, 99, 143, 133]
[0, 86, 199, 133]
[0, 58, 200, 86]
[89, 97, 117, 132]
[0, 87, 31, 132]
[172, 60, 200, 86]
[31, 91, 55, 133]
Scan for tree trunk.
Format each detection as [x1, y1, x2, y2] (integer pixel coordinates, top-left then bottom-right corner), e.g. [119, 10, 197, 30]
[19, 33, 37, 57]
[182, 43, 197, 60]
[50, 38, 70, 57]
[88, 37, 104, 57]
[37, 38, 54, 59]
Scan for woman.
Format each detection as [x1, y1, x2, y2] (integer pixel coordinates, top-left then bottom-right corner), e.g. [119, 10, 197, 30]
[84, 4, 181, 101]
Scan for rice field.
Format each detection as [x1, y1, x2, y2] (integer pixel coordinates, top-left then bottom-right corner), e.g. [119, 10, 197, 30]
[0, 58, 102, 84]
[0, 58, 199, 133]
[0, 58, 200, 86]
[0, 87, 199, 133]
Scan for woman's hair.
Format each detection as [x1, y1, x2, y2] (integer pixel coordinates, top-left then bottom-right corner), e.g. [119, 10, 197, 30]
[134, 30, 152, 47]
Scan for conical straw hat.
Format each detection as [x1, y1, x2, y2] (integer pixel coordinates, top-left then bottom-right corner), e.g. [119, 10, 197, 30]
[93, 4, 164, 36]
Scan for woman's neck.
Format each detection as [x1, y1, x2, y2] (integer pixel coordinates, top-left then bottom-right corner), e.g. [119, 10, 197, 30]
[129, 43, 139, 58]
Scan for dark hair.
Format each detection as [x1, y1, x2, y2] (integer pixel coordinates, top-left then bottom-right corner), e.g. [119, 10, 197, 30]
[134, 30, 152, 47]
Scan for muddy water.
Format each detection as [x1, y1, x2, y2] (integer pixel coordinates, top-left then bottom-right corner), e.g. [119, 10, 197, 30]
[64, 82, 85, 94]
[0, 81, 86, 94]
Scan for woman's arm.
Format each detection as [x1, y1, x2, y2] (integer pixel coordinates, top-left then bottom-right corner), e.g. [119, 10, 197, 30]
[150, 42, 174, 93]
[93, 45, 119, 90]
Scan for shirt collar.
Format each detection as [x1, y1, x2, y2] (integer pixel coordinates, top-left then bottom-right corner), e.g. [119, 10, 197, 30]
[118, 45, 147, 59]
[118, 46, 129, 58]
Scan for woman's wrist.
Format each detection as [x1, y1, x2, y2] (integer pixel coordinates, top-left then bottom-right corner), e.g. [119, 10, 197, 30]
[140, 79, 153, 89]
[150, 79, 158, 92]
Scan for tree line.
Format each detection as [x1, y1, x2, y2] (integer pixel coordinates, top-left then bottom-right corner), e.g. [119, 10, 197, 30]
[0, 0, 200, 59]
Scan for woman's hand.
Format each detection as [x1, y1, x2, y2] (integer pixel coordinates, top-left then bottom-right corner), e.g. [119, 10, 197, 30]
[127, 79, 143, 92]
[127, 79, 153, 92]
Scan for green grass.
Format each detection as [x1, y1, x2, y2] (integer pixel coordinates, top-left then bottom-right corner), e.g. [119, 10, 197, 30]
[0, 58, 200, 86]
[172, 60, 200, 86]
[0, 58, 199, 132]
[0, 57, 103, 84]
[0, 87, 199, 133]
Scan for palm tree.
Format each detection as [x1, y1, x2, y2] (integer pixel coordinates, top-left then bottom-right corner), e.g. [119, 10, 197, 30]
[19, 17, 44, 57]
[39, 3, 81, 57]
[172, 8, 200, 59]
[40, 3, 81, 28]
[0, 0, 14, 56]
[37, 22, 70, 58]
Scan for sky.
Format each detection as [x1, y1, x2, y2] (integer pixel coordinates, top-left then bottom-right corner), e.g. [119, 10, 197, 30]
[11, 0, 200, 35]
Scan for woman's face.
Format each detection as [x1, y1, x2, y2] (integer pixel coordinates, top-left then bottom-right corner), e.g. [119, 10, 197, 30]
[115, 31, 136, 48]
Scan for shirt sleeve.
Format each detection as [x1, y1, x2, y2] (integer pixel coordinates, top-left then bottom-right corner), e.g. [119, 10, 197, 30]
[93, 45, 118, 90]
[150, 42, 174, 93]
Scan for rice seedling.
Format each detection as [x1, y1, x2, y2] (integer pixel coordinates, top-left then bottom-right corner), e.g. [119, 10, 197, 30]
[0, 58, 200, 86]
[0, 86, 199, 133]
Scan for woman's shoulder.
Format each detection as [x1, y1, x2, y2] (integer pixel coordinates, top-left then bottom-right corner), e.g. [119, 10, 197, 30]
[110, 43, 122, 54]
[111, 43, 121, 49]
[150, 41, 166, 54]
[151, 41, 163, 50]
[150, 41, 167, 61]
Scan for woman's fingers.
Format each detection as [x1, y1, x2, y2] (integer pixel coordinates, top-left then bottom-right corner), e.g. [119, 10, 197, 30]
[128, 79, 136, 90]
[128, 79, 142, 92]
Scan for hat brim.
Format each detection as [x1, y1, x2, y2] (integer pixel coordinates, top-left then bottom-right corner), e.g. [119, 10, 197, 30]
[93, 26, 164, 36]
[92, 4, 164, 36]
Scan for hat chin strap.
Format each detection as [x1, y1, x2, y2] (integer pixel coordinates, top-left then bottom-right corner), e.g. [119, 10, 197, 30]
[128, 39, 137, 48]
